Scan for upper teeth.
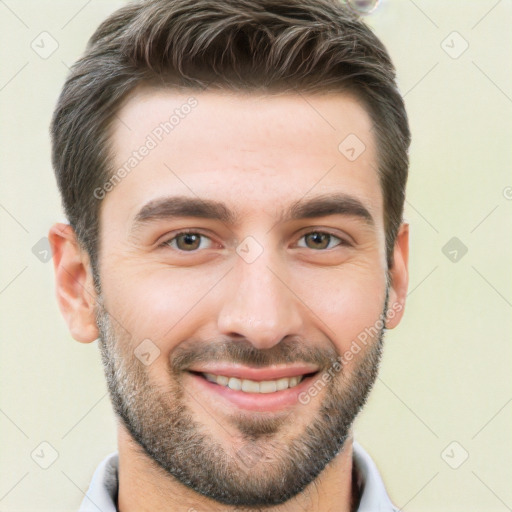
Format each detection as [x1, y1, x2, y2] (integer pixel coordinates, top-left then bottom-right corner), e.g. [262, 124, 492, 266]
[203, 373, 304, 393]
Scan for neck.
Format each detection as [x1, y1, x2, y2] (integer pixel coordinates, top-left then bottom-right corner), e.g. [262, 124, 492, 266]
[117, 422, 357, 512]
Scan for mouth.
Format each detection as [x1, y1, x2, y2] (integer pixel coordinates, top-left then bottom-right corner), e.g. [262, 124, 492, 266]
[190, 371, 316, 393]
[186, 365, 321, 412]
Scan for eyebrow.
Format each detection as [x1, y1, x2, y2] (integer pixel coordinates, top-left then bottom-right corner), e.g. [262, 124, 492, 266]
[131, 192, 374, 231]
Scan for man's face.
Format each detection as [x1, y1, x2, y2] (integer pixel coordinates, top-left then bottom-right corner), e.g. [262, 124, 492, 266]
[94, 88, 402, 506]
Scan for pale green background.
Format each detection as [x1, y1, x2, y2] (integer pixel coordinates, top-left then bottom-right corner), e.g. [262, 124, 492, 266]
[1, 1, 511, 510]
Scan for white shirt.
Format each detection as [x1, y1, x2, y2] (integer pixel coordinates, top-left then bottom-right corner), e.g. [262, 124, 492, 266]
[78, 440, 398, 511]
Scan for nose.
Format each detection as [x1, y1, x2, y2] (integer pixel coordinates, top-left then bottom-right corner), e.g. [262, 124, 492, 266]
[216, 251, 304, 350]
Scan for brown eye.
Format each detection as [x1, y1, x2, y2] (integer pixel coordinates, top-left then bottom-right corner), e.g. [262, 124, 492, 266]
[165, 232, 212, 251]
[298, 232, 343, 250]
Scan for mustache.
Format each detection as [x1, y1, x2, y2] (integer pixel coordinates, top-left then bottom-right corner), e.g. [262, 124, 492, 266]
[170, 336, 339, 374]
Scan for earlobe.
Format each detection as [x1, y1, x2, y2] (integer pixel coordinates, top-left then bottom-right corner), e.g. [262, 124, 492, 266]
[386, 222, 409, 329]
[48, 223, 100, 343]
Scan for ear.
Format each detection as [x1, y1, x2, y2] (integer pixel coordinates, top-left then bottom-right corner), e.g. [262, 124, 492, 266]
[386, 222, 409, 329]
[48, 223, 100, 343]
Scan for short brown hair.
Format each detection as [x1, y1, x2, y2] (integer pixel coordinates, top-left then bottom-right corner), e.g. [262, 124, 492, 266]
[51, 0, 410, 275]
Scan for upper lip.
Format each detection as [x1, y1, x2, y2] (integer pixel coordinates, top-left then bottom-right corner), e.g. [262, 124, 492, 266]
[188, 363, 319, 381]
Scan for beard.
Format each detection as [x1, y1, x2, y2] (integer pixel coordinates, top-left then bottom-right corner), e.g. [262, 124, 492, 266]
[96, 292, 388, 509]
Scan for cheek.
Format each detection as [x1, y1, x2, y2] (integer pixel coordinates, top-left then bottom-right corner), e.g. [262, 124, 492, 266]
[100, 263, 221, 346]
[100, 254, 387, 362]
[294, 264, 386, 353]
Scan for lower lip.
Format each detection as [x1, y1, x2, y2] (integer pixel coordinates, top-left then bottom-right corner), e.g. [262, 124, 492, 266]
[187, 372, 319, 412]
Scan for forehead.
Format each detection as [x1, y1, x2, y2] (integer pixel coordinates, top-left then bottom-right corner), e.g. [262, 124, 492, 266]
[104, 86, 382, 227]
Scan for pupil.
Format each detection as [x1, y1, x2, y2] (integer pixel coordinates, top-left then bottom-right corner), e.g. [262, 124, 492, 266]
[308, 232, 328, 249]
[180, 233, 199, 250]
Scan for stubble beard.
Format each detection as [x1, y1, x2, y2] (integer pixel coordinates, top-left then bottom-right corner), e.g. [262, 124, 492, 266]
[95, 296, 387, 508]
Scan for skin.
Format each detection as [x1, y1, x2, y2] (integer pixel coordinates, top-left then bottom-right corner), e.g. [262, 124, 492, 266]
[49, 88, 409, 512]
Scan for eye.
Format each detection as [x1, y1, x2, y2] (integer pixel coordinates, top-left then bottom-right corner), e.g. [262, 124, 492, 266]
[163, 231, 214, 252]
[296, 231, 347, 250]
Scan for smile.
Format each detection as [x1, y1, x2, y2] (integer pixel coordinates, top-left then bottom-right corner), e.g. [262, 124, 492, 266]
[187, 365, 321, 412]
[201, 372, 305, 393]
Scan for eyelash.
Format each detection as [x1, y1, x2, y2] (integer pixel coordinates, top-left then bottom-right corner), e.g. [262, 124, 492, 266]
[160, 229, 351, 252]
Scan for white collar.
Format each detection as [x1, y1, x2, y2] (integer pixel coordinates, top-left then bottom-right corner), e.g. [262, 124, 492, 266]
[79, 441, 397, 511]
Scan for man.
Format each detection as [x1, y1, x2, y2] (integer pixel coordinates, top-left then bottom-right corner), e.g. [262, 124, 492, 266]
[48, 0, 410, 510]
